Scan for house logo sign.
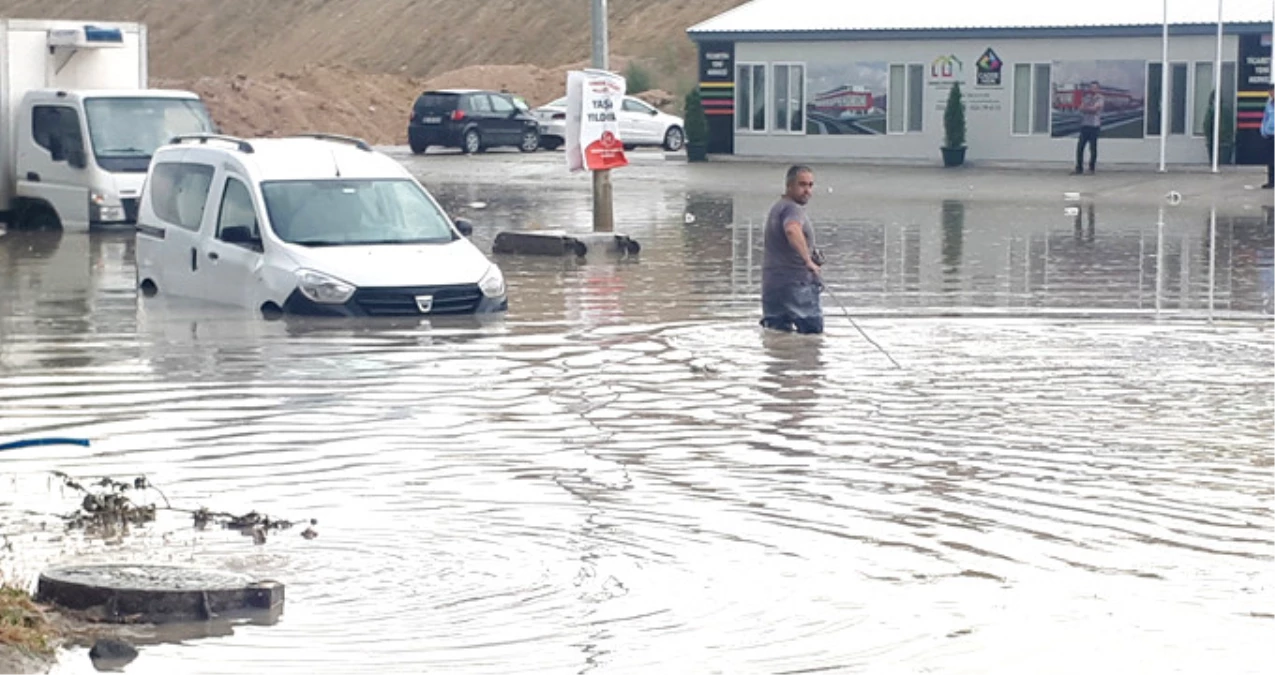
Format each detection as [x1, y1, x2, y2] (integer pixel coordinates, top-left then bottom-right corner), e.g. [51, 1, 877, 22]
[931, 54, 963, 81]
[976, 48, 1003, 86]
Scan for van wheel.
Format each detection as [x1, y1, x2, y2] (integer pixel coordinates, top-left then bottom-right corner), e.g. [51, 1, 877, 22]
[19, 204, 60, 230]
[663, 126, 685, 152]
[260, 303, 284, 321]
[519, 129, 540, 153]
[139, 279, 158, 297]
[463, 129, 482, 154]
[409, 138, 428, 155]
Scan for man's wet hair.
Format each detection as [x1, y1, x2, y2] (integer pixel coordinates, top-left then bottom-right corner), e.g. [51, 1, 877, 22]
[786, 165, 813, 186]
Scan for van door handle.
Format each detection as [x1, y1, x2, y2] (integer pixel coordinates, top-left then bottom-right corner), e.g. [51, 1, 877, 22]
[191, 248, 198, 272]
[26, 172, 40, 182]
[208, 251, 219, 261]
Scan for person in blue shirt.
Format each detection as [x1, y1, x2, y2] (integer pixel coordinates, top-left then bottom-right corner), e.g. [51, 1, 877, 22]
[1262, 85, 1274, 189]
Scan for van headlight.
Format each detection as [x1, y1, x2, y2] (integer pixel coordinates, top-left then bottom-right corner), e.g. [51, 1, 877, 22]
[297, 269, 356, 304]
[478, 265, 506, 298]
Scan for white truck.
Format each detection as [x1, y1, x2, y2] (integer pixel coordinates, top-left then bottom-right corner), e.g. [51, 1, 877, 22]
[1, 19, 215, 232]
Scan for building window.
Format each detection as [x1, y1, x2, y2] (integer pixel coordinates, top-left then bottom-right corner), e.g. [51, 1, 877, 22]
[1170, 62, 1188, 135]
[888, 65, 906, 132]
[736, 63, 766, 132]
[1011, 63, 1052, 135]
[1192, 61, 1236, 136]
[1147, 62, 1190, 136]
[771, 63, 804, 133]
[888, 64, 924, 134]
[1032, 64, 1051, 134]
[908, 64, 924, 132]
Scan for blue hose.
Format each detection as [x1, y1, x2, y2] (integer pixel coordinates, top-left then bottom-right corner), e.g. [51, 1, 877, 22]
[0, 438, 91, 452]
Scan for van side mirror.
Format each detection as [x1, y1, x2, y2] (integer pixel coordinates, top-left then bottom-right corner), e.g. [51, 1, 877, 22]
[650, 108, 659, 116]
[454, 218, 474, 237]
[220, 225, 261, 247]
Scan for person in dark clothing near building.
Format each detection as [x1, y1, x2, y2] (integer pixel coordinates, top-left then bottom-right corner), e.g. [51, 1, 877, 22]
[1073, 82, 1104, 175]
[1260, 85, 1273, 189]
[760, 165, 824, 334]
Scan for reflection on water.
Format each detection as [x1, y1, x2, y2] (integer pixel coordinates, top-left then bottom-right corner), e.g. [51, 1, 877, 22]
[0, 182, 1272, 675]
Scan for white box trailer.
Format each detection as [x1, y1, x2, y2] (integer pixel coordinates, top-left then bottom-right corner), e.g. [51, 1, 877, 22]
[1, 19, 214, 232]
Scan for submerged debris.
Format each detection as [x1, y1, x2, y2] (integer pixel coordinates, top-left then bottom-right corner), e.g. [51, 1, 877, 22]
[51, 472, 315, 544]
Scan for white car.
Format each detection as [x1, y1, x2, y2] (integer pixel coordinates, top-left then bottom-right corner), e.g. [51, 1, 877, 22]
[533, 96, 685, 152]
[135, 133, 507, 318]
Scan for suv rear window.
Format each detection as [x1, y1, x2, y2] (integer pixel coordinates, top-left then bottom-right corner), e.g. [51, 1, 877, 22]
[415, 93, 458, 111]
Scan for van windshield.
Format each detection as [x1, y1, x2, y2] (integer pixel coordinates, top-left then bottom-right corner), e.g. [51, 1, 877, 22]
[260, 179, 457, 246]
[85, 97, 215, 172]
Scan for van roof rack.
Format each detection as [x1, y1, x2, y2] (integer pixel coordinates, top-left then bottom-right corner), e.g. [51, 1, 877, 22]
[170, 134, 255, 154]
[289, 133, 373, 152]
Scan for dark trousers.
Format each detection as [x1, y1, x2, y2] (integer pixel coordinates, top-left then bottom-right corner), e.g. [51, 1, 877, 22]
[1075, 126, 1100, 171]
[1266, 136, 1274, 185]
[761, 281, 824, 335]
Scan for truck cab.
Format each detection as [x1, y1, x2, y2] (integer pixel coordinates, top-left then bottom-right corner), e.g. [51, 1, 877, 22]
[1, 20, 216, 232]
[15, 89, 214, 230]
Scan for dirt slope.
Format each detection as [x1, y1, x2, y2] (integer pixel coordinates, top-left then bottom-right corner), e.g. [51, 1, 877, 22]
[0, 0, 744, 79]
[1, 0, 745, 144]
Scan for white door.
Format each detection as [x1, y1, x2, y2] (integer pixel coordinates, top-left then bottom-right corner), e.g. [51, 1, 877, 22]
[202, 173, 266, 309]
[16, 104, 92, 231]
[620, 98, 662, 144]
[146, 156, 218, 300]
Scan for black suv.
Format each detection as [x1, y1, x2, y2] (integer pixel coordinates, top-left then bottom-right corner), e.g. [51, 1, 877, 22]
[408, 89, 540, 155]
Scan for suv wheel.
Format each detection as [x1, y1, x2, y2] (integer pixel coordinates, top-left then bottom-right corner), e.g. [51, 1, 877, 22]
[519, 129, 540, 153]
[463, 129, 482, 154]
[663, 126, 685, 152]
[409, 137, 427, 155]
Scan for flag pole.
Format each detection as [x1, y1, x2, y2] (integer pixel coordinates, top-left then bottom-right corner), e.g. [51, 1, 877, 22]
[1159, 0, 1170, 172]
[1212, 0, 1223, 173]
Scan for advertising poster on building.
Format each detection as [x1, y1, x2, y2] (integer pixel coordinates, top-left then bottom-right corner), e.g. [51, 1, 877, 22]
[1050, 60, 1146, 139]
[565, 69, 628, 172]
[805, 61, 889, 135]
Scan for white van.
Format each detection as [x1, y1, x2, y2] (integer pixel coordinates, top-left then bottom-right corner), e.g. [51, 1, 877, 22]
[134, 133, 507, 318]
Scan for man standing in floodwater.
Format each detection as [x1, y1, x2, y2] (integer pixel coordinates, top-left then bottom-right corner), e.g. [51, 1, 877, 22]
[761, 165, 823, 334]
[1073, 82, 1104, 175]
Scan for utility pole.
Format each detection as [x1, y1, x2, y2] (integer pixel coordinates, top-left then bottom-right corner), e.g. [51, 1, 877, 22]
[591, 0, 614, 232]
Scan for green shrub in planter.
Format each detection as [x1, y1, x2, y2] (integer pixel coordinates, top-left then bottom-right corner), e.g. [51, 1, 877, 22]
[1202, 90, 1236, 165]
[684, 88, 709, 162]
[942, 82, 967, 167]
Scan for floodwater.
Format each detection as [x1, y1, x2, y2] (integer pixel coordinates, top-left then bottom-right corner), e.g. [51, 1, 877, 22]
[1, 154, 1273, 675]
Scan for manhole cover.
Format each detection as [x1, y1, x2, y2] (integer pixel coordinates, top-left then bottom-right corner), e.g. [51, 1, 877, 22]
[37, 564, 283, 623]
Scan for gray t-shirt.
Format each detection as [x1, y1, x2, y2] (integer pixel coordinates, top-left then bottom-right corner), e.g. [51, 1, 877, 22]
[763, 197, 816, 288]
[1081, 93, 1104, 128]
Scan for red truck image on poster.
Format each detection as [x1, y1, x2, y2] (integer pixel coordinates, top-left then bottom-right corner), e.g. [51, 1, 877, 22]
[1053, 82, 1142, 112]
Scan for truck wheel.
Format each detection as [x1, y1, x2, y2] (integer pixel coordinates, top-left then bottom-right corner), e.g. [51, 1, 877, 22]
[19, 205, 60, 230]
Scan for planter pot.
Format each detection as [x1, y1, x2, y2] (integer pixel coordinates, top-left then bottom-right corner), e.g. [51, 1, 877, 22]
[941, 146, 967, 168]
[687, 142, 708, 163]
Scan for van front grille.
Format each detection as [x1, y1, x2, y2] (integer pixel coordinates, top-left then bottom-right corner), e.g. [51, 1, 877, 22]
[352, 284, 483, 316]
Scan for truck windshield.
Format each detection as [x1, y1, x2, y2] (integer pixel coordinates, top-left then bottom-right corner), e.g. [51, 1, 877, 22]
[261, 179, 458, 246]
[84, 97, 215, 172]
